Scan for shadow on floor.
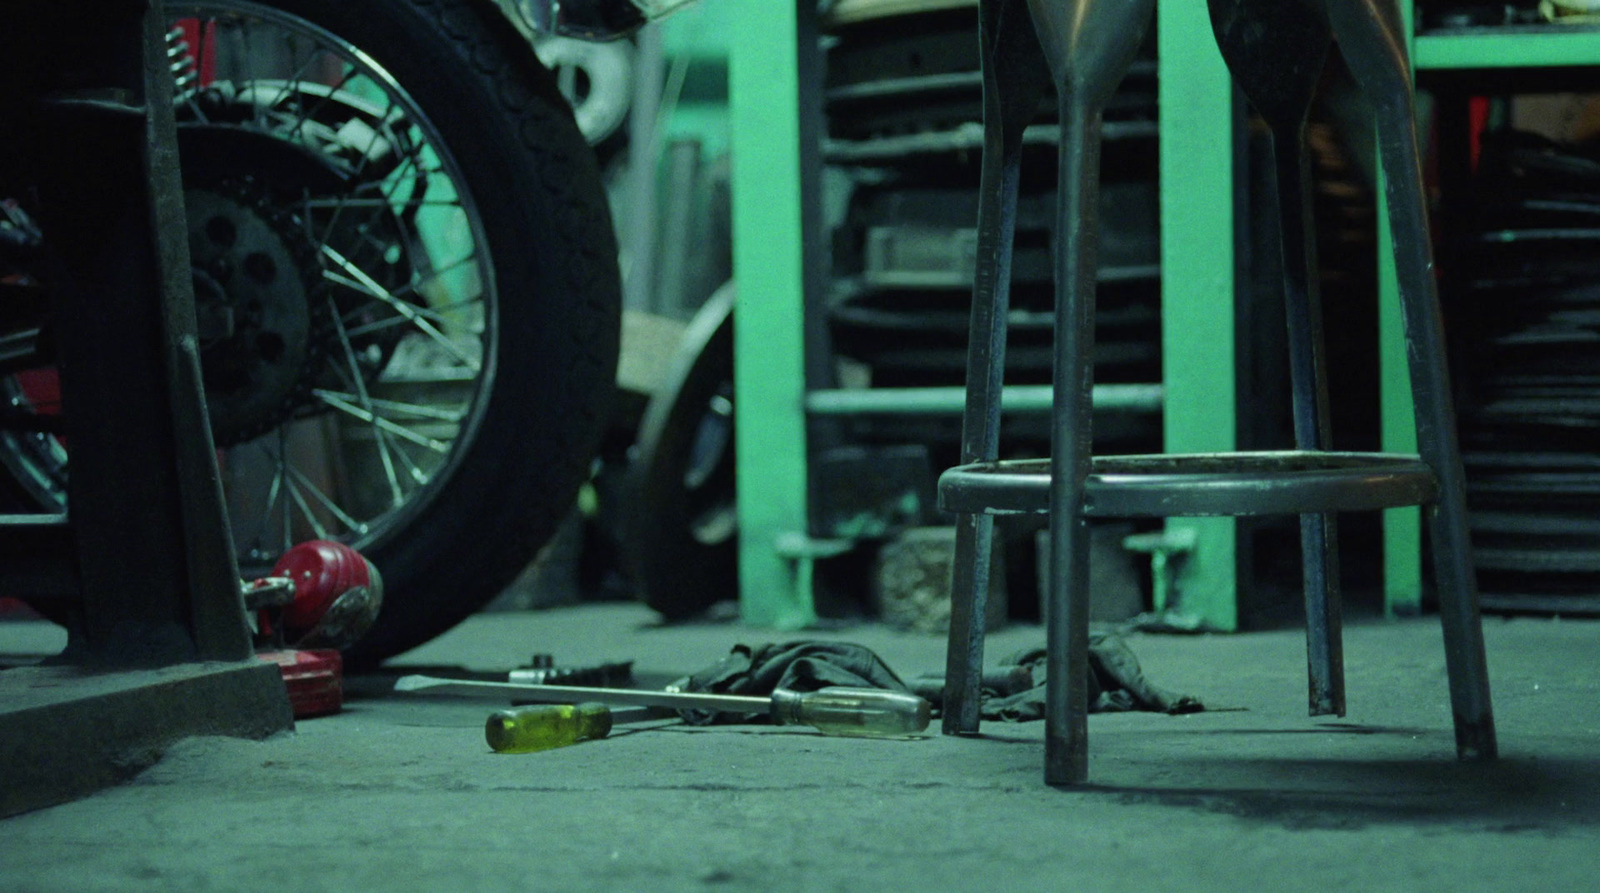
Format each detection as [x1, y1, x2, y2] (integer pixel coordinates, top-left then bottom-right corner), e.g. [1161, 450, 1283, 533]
[1092, 754, 1600, 832]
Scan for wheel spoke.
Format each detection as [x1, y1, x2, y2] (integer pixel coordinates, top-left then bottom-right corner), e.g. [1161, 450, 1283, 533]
[313, 389, 463, 422]
[312, 389, 452, 453]
[325, 296, 407, 506]
[319, 244, 480, 369]
[181, 90, 210, 123]
[288, 465, 369, 534]
[260, 47, 326, 126]
[320, 271, 462, 333]
[323, 283, 464, 330]
[338, 135, 439, 250]
[349, 165, 450, 189]
[285, 65, 361, 142]
[277, 425, 292, 553]
[299, 197, 466, 209]
[238, 18, 263, 130]
[342, 304, 444, 338]
[384, 428, 433, 486]
[354, 254, 481, 312]
[284, 473, 332, 541]
[312, 96, 404, 248]
[241, 438, 286, 554]
[197, 18, 211, 98]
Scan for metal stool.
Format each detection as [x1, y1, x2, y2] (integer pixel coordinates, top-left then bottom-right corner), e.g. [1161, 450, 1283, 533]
[940, 0, 1498, 786]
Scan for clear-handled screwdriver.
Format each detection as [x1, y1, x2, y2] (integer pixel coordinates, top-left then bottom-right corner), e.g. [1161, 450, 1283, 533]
[767, 687, 931, 738]
[395, 676, 931, 738]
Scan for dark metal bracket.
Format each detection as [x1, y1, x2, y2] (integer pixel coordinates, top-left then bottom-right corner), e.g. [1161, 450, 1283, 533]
[0, 0, 292, 818]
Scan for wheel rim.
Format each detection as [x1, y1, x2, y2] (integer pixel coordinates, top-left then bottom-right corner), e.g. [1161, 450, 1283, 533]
[1, 1, 499, 572]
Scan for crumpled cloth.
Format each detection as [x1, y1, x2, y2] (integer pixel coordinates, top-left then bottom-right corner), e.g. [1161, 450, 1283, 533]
[677, 641, 913, 725]
[678, 635, 1201, 725]
[985, 633, 1204, 720]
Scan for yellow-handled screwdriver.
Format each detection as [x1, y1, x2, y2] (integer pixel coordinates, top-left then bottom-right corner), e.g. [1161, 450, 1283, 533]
[486, 703, 613, 754]
[396, 676, 932, 738]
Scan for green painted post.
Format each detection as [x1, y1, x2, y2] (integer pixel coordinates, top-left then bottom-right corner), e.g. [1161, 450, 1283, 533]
[1378, 217, 1423, 617]
[726, 0, 816, 628]
[1157, 0, 1238, 630]
[1379, 2, 1423, 617]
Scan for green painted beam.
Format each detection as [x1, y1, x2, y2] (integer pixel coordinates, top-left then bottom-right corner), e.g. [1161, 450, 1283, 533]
[1416, 28, 1600, 70]
[1158, 0, 1238, 631]
[1380, 2, 1423, 616]
[727, 0, 815, 629]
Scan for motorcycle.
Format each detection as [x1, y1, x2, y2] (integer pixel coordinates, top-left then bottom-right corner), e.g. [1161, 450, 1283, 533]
[0, 0, 685, 665]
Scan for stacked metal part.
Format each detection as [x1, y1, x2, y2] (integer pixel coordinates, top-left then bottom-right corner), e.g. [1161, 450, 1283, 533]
[820, 1, 1163, 455]
[1444, 129, 1600, 616]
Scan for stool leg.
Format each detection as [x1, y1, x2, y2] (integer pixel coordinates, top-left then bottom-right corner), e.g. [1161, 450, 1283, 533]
[1206, 0, 1345, 718]
[1274, 132, 1347, 718]
[944, 0, 1049, 737]
[1043, 88, 1099, 786]
[1025, 0, 1155, 786]
[1326, 0, 1497, 760]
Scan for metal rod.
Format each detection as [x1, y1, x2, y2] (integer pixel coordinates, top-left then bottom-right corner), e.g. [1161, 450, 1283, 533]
[624, 23, 664, 313]
[1270, 126, 1346, 718]
[943, 0, 1049, 738]
[1207, 0, 1345, 720]
[1043, 86, 1100, 788]
[393, 676, 774, 715]
[1025, 0, 1157, 787]
[806, 384, 1163, 416]
[1325, 0, 1495, 760]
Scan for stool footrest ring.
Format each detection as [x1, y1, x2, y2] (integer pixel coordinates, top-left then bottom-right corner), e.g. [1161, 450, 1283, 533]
[939, 450, 1439, 518]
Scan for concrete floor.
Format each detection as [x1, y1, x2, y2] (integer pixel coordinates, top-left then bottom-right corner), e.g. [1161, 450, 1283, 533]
[1, 603, 1598, 892]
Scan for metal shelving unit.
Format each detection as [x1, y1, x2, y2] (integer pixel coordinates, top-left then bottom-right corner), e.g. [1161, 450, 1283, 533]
[1408, 17, 1600, 620]
[725, 1, 1599, 629]
[728, 0, 1169, 627]
[725, 0, 1235, 628]
[1158, 6, 1600, 624]
[1384, 12, 1600, 615]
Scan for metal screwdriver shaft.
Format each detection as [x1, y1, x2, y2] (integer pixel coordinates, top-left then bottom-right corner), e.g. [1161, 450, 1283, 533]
[394, 676, 932, 738]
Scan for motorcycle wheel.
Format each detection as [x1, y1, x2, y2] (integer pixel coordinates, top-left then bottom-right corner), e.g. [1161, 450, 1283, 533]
[624, 283, 737, 619]
[1, 0, 621, 665]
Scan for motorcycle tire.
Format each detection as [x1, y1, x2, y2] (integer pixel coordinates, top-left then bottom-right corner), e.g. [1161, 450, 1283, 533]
[244, 0, 616, 666]
[1, 0, 621, 665]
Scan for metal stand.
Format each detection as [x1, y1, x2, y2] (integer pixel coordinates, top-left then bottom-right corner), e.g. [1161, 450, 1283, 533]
[941, 0, 1496, 786]
[0, 0, 292, 817]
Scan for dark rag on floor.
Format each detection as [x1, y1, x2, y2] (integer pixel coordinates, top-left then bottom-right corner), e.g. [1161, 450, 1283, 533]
[676, 641, 912, 725]
[677, 635, 1202, 725]
[987, 633, 1205, 720]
